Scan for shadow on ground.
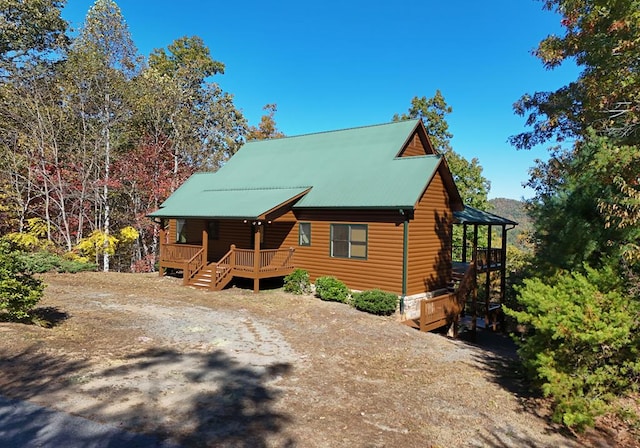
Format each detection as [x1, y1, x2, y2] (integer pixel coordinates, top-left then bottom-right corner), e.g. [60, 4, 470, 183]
[0, 346, 295, 447]
[0, 306, 69, 328]
[456, 329, 580, 447]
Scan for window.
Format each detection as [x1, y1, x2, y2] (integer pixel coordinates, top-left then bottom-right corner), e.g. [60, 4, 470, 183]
[207, 221, 219, 240]
[330, 224, 367, 259]
[176, 219, 187, 243]
[299, 222, 311, 246]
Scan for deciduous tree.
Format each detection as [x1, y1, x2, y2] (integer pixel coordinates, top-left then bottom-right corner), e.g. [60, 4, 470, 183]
[68, 0, 139, 271]
[393, 91, 490, 210]
[247, 104, 285, 141]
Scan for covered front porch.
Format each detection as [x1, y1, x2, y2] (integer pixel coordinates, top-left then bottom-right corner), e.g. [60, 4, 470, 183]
[157, 220, 296, 293]
[150, 185, 309, 293]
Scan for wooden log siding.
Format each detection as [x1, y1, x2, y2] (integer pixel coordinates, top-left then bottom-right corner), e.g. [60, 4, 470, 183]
[399, 134, 428, 157]
[406, 168, 454, 295]
[207, 220, 252, 261]
[276, 209, 405, 294]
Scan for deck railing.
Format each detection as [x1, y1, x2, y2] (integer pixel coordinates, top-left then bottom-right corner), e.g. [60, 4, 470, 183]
[233, 247, 295, 273]
[476, 248, 502, 268]
[452, 246, 502, 268]
[161, 243, 202, 263]
[419, 293, 460, 333]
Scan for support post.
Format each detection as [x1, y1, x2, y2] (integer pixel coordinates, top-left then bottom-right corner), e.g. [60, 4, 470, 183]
[158, 228, 166, 276]
[253, 223, 261, 293]
[485, 225, 492, 328]
[500, 225, 508, 304]
[202, 228, 208, 265]
[461, 223, 467, 263]
[471, 224, 479, 339]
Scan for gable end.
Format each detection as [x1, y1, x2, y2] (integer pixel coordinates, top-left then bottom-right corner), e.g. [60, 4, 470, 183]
[397, 121, 437, 157]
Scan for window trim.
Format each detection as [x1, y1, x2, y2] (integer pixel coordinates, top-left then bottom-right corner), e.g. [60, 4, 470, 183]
[299, 222, 311, 246]
[330, 223, 368, 260]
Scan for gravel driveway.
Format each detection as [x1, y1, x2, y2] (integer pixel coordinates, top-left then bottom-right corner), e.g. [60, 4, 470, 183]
[0, 272, 627, 447]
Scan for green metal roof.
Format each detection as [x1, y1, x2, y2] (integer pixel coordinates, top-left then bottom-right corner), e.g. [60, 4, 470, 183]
[150, 120, 455, 219]
[453, 206, 518, 226]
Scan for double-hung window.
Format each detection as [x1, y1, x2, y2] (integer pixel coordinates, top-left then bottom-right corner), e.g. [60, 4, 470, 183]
[330, 224, 367, 259]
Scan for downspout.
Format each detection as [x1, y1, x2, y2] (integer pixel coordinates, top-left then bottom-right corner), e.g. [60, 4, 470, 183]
[400, 209, 409, 315]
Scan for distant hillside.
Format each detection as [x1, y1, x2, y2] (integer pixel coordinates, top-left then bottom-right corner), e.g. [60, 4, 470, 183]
[488, 198, 533, 250]
[488, 198, 531, 227]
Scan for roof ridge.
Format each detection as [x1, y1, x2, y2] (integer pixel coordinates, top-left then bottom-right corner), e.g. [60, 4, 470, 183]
[247, 119, 420, 143]
[392, 154, 442, 161]
[202, 186, 311, 192]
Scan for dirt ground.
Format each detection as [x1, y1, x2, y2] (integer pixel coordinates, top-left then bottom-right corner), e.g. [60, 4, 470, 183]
[0, 272, 637, 447]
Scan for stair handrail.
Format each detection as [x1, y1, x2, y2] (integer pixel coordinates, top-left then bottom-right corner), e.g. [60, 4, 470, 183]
[184, 248, 205, 285]
[455, 261, 476, 305]
[214, 246, 235, 289]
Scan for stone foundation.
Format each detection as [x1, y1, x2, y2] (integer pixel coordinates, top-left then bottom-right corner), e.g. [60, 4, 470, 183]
[400, 289, 449, 320]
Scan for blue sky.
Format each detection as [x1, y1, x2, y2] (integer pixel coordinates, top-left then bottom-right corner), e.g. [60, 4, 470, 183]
[62, 0, 579, 200]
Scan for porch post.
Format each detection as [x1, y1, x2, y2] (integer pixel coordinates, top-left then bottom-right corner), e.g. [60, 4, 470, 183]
[253, 223, 261, 293]
[485, 225, 492, 327]
[472, 224, 479, 338]
[500, 225, 508, 303]
[462, 223, 467, 262]
[158, 228, 166, 276]
[202, 228, 208, 265]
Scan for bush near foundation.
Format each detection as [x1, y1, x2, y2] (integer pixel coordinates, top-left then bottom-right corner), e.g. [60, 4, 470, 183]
[352, 289, 398, 316]
[315, 276, 350, 303]
[283, 269, 311, 294]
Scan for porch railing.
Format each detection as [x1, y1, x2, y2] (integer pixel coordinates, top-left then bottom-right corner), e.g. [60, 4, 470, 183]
[452, 246, 502, 268]
[233, 247, 295, 273]
[161, 243, 202, 263]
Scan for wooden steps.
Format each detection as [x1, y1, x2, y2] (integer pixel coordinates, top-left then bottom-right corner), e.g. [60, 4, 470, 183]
[188, 266, 214, 290]
[188, 264, 233, 291]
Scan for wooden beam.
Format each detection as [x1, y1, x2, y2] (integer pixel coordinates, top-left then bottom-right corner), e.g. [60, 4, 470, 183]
[462, 223, 468, 262]
[500, 225, 508, 304]
[253, 230, 260, 292]
[485, 225, 492, 327]
[202, 228, 208, 265]
[158, 228, 166, 276]
[472, 224, 478, 338]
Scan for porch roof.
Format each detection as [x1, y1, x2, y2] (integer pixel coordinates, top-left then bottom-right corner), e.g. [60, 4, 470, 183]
[453, 205, 518, 226]
[148, 186, 310, 219]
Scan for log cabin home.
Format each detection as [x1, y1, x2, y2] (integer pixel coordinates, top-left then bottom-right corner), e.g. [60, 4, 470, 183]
[149, 119, 516, 331]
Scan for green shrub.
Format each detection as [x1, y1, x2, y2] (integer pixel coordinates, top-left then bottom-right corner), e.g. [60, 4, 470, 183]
[315, 276, 350, 303]
[17, 251, 97, 274]
[352, 289, 398, 316]
[0, 242, 45, 320]
[504, 265, 640, 431]
[283, 269, 311, 294]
